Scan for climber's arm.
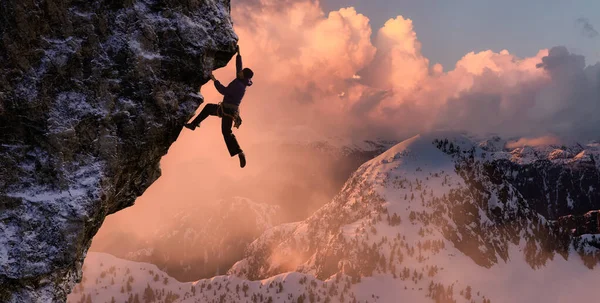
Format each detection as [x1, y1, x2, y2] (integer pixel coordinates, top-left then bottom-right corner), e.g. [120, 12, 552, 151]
[236, 45, 242, 75]
[211, 74, 229, 95]
[213, 80, 229, 95]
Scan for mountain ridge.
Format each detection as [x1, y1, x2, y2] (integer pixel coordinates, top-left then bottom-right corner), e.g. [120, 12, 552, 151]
[71, 132, 600, 302]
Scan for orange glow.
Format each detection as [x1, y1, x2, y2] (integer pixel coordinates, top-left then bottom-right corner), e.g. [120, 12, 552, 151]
[92, 0, 581, 273]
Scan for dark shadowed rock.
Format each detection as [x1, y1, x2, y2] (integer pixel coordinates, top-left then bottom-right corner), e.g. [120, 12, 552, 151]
[558, 211, 600, 236]
[0, 0, 237, 301]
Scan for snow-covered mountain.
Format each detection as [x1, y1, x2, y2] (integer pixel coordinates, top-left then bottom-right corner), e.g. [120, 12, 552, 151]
[71, 133, 600, 302]
[91, 139, 396, 281]
[68, 252, 362, 303]
[125, 197, 280, 281]
[230, 132, 600, 300]
[237, 138, 399, 221]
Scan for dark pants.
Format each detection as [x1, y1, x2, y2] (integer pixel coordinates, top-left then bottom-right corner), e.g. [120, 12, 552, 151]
[191, 103, 242, 157]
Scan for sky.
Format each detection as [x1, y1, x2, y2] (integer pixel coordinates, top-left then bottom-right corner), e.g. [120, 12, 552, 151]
[222, 0, 600, 141]
[93, 0, 600, 250]
[319, 0, 600, 69]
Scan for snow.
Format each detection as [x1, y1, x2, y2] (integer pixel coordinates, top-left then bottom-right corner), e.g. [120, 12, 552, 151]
[127, 248, 155, 259]
[75, 237, 600, 303]
[14, 36, 83, 103]
[567, 193, 574, 209]
[71, 132, 600, 302]
[48, 91, 107, 134]
[432, 242, 600, 303]
[7, 190, 75, 203]
[128, 40, 163, 60]
[69, 253, 351, 303]
[483, 137, 600, 166]
[70, 9, 94, 19]
[6, 159, 104, 221]
[0, 225, 16, 270]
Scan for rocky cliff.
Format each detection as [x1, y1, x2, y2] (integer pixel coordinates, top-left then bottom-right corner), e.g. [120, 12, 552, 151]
[0, 0, 237, 301]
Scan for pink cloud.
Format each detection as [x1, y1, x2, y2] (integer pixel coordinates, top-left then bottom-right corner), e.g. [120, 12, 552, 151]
[506, 135, 562, 149]
[223, 0, 599, 142]
[92, 0, 600, 262]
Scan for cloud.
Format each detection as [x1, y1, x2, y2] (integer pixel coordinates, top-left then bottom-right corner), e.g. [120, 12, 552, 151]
[216, 0, 600, 142]
[536, 46, 585, 73]
[362, 16, 430, 92]
[93, 0, 600, 267]
[576, 17, 599, 38]
[506, 135, 562, 149]
[350, 89, 390, 117]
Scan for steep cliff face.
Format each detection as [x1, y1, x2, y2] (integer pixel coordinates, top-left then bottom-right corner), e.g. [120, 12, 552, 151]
[559, 211, 600, 236]
[476, 138, 600, 219]
[0, 0, 237, 301]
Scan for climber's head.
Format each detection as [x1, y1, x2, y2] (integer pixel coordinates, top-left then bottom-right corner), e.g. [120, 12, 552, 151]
[238, 68, 254, 80]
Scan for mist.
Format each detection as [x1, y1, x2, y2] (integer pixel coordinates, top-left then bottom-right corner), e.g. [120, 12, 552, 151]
[90, 0, 600, 282]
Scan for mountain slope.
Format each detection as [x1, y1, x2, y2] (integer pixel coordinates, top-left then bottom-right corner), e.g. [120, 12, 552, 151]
[90, 138, 397, 281]
[229, 132, 600, 301]
[68, 252, 360, 303]
[125, 197, 280, 281]
[70, 133, 600, 302]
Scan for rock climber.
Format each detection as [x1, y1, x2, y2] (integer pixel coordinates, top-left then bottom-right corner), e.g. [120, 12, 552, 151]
[185, 45, 254, 168]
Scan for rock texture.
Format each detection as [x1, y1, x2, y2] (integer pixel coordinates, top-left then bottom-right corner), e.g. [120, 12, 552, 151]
[476, 137, 600, 219]
[558, 210, 600, 236]
[0, 0, 237, 301]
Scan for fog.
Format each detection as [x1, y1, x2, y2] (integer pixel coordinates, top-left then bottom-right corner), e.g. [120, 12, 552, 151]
[90, 0, 600, 282]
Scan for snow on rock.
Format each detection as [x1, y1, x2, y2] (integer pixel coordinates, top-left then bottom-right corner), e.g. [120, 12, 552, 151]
[0, 0, 237, 301]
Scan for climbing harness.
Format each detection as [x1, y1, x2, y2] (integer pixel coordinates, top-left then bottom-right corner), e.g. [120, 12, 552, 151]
[217, 102, 242, 128]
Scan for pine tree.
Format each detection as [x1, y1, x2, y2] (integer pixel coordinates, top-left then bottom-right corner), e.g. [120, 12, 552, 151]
[143, 283, 156, 303]
[465, 286, 472, 300]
